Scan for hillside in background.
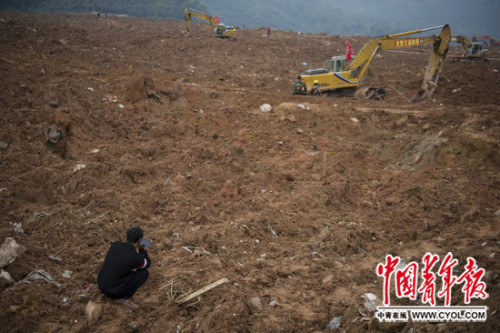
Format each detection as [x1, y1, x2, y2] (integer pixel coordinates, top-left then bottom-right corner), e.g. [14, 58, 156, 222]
[0, 0, 206, 20]
[0, 0, 499, 38]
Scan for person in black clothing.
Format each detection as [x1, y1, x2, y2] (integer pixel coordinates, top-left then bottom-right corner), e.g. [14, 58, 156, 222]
[97, 226, 151, 309]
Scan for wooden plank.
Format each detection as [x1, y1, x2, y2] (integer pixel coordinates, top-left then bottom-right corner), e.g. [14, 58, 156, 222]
[176, 277, 229, 304]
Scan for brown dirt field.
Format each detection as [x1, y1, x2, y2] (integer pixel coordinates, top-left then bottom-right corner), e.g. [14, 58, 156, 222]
[0, 12, 499, 333]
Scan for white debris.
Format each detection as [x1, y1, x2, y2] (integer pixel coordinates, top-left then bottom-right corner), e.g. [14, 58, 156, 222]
[85, 300, 103, 324]
[259, 104, 272, 113]
[24, 270, 60, 288]
[62, 270, 72, 279]
[73, 164, 86, 172]
[297, 104, 310, 110]
[13, 223, 24, 234]
[350, 117, 359, 123]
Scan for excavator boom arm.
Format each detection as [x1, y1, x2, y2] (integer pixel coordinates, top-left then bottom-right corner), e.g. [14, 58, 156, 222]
[184, 8, 216, 31]
[293, 24, 451, 102]
[348, 24, 451, 101]
[348, 25, 449, 77]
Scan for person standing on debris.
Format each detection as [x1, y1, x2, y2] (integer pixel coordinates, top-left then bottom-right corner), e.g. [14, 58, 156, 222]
[267, 26, 271, 36]
[97, 226, 151, 309]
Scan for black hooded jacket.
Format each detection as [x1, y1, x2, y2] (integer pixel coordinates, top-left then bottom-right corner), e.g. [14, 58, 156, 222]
[97, 241, 151, 297]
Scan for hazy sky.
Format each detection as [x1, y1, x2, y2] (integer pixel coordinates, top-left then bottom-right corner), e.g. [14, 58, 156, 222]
[202, 0, 500, 39]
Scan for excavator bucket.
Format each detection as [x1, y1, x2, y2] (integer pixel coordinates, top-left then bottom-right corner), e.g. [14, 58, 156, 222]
[411, 24, 451, 103]
[354, 87, 386, 100]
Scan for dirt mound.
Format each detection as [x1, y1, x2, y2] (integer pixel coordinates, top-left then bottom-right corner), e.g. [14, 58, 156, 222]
[0, 12, 499, 332]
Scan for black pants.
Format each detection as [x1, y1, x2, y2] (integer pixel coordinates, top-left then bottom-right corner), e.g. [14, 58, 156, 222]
[115, 269, 149, 299]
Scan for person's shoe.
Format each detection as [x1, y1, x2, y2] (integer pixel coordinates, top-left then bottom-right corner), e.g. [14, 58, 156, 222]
[114, 298, 138, 309]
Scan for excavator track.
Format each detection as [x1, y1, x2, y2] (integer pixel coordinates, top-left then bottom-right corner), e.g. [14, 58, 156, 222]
[327, 87, 387, 100]
[326, 87, 356, 98]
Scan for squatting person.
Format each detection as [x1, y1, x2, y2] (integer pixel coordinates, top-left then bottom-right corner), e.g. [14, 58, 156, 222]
[97, 226, 151, 308]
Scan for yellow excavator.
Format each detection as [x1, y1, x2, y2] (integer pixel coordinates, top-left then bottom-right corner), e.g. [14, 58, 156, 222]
[293, 24, 452, 102]
[184, 8, 237, 38]
[451, 35, 490, 59]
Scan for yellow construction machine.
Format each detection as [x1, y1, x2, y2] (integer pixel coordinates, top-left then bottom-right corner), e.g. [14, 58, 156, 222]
[451, 35, 490, 59]
[184, 8, 237, 38]
[293, 24, 452, 102]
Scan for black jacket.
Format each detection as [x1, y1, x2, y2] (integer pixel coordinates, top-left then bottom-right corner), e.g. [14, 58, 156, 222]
[97, 241, 151, 296]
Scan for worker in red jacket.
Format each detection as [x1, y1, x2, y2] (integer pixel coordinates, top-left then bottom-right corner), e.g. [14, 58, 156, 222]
[97, 226, 151, 309]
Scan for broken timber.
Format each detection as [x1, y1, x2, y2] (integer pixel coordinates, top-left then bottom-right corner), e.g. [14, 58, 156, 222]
[176, 277, 229, 304]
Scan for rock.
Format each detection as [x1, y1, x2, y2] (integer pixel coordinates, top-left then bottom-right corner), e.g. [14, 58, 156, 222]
[322, 274, 334, 287]
[85, 301, 103, 325]
[296, 128, 304, 134]
[0, 238, 26, 268]
[0, 269, 15, 288]
[361, 293, 381, 316]
[44, 90, 59, 107]
[311, 174, 322, 181]
[0, 141, 8, 150]
[350, 117, 359, 123]
[494, 209, 500, 217]
[247, 297, 262, 313]
[259, 103, 272, 113]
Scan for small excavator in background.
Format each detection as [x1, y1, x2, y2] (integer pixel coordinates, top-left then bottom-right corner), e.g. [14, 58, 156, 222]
[472, 35, 499, 46]
[293, 24, 452, 103]
[451, 35, 490, 59]
[184, 8, 237, 38]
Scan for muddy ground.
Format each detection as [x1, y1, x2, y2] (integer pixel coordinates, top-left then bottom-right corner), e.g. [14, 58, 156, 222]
[0, 12, 499, 333]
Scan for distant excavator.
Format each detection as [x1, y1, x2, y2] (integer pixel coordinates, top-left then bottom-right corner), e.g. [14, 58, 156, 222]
[451, 35, 490, 59]
[184, 8, 237, 38]
[293, 24, 452, 102]
[472, 35, 499, 46]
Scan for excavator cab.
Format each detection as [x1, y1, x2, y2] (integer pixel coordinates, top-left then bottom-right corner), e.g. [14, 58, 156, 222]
[466, 42, 488, 56]
[324, 56, 350, 72]
[215, 24, 225, 35]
